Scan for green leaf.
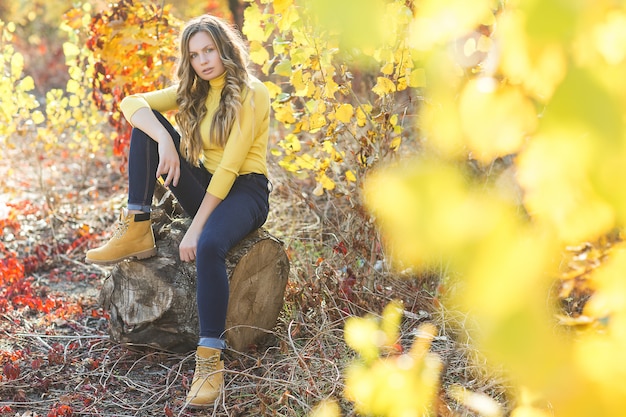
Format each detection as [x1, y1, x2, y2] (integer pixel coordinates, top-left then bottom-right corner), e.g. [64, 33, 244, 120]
[273, 59, 293, 77]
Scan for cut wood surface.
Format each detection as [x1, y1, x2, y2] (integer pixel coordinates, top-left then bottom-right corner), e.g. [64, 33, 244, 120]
[100, 207, 290, 353]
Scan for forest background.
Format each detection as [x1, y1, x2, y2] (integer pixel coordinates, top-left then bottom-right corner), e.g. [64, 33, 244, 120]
[2, 0, 626, 416]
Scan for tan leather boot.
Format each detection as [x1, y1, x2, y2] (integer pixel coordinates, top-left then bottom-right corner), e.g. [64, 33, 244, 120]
[186, 347, 224, 407]
[85, 210, 156, 265]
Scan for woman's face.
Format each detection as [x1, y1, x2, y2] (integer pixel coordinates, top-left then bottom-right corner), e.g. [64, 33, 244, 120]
[188, 30, 225, 81]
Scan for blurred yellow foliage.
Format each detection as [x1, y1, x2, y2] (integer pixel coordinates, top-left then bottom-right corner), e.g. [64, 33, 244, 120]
[354, 0, 626, 416]
[343, 301, 442, 417]
[459, 79, 537, 163]
[0, 20, 43, 148]
[310, 399, 341, 417]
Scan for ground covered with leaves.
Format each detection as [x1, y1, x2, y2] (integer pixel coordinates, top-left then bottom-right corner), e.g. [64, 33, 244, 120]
[0, 142, 603, 417]
[0, 139, 450, 417]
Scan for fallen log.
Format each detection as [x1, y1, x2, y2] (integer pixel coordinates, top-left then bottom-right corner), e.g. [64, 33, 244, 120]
[99, 206, 290, 353]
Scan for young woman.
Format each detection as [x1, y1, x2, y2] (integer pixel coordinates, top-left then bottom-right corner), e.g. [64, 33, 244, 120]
[85, 15, 271, 407]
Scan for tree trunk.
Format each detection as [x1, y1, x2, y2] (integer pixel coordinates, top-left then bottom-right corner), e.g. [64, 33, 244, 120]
[99, 207, 290, 353]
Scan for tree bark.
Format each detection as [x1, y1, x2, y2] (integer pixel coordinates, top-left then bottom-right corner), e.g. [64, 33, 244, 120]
[100, 207, 290, 353]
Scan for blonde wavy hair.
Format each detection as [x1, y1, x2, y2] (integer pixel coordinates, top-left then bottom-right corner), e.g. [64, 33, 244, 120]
[175, 15, 251, 165]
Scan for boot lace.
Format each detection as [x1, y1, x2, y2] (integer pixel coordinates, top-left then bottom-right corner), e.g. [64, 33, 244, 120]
[111, 213, 130, 240]
[194, 353, 219, 379]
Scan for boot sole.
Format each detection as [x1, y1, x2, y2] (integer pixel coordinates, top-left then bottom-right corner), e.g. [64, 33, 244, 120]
[186, 401, 216, 409]
[185, 395, 220, 409]
[85, 247, 157, 266]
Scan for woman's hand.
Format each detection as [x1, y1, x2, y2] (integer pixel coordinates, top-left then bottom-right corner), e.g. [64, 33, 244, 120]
[179, 193, 223, 262]
[180, 225, 201, 262]
[156, 138, 180, 188]
[127, 108, 181, 188]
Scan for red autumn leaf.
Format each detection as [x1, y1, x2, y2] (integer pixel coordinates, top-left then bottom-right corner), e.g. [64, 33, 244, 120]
[333, 241, 348, 255]
[48, 404, 74, 417]
[2, 362, 20, 380]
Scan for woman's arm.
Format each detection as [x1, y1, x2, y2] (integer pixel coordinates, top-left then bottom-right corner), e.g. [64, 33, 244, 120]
[128, 107, 181, 188]
[206, 79, 270, 199]
[179, 192, 223, 262]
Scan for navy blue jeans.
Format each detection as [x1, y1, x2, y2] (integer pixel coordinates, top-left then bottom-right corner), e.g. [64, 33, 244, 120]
[127, 111, 270, 345]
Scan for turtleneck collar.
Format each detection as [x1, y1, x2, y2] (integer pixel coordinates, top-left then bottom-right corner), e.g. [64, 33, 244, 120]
[209, 71, 227, 89]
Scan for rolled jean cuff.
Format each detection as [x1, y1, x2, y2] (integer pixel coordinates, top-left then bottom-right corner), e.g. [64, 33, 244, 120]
[127, 203, 152, 213]
[198, 337, 227, 350]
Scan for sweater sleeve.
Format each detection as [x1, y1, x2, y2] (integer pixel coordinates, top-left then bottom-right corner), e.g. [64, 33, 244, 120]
[119, 85, 179, 125]
[206, 79, 270, 199]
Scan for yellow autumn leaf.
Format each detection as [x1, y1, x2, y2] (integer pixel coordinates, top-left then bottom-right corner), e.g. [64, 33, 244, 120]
[335, 103, 354, 123]
[410, 0, 494, 50]
[390, 136, 402, 149]
[380, 300, 403, 347]
[278, 156, 299, 173]
[273, 0, 293, 14]
[72, 107, 84, 122]
[281, 133, 301, 152]
[356, 104, 372, 127]
[374, 48, 394, 64]
[62, 41, 81, 59]
[381, 62, 394, 75]
[345, 323, 442, 417]
[319, 172, 335, 190]
[322, 140, 335, 155]
[263, 81, 282, 99]
[372, 77, 396, 96]
[66, 79, 81, 94]
[17, 76, 35, 92]
[517, 130, 615, 244]
[10, 52, 24, 78]
[498, 11, 567, 101]
[310, 400, 340, 417]
[459, 79, 537, 163]
[277, 4, 300, 32]
[324, 78, 339, 98]
[344, 315, 381, 361]
[594, 11, 626, 65]
[248, 41, 270, 66]
[31, 110, 45, 125]
[273, 105, 296, 124]
[409, 68, 426, 88]
[69, 95, 80, 108]
[242, 3, 267, 42]
[68, 65, 83, 81]
[309, 112, 327, 131]
[291, 69, 311, 96]
[419, 94, 464, 158]
[296, 154, 317, 170]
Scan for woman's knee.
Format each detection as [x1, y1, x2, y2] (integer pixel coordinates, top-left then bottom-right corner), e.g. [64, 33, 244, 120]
[197, 233, 228, 260]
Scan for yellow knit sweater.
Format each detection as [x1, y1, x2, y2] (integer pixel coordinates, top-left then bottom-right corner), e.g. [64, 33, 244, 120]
[119, 72, 270, 200]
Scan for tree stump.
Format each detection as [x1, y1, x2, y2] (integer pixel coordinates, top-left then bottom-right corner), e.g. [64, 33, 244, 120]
[99, 208, 290, 353]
